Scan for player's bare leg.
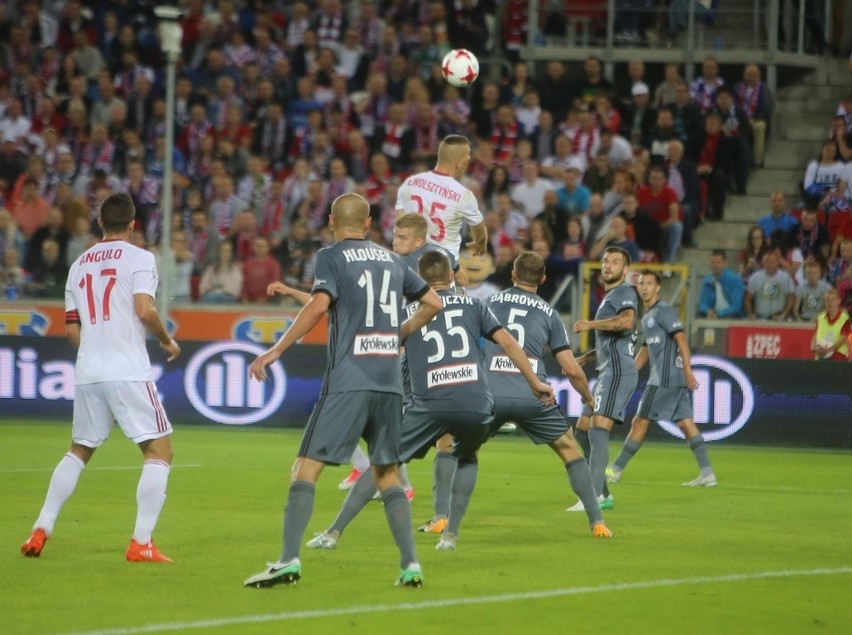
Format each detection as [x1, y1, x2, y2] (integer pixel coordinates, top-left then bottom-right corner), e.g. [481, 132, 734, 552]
[22, 443, 95, 557]
[678, 419, 717, 487]
[126, 436, 174, 563]
[550, 431, 612, 538]
[607, 416, 651, 483]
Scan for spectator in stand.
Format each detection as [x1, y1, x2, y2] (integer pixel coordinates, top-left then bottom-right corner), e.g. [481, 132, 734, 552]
[555, 162, 591, 216]
[828, 239, 852, 285]
[539, 61, 576, 123]
[596, 128, 633, 169]
[829, 115, 852, 162]
[654, 63, 683, 108]
[576, 56, 614, 109]
[734, 64, 771, 168]
[795, 260, 832, 321]
[646, 108, 680, 167]
[710, 86, 752, 195]
[568, 109, 601, 166]
[602, 169, 631, 217]
[491, 105, 520, 165]
[0, 208, 25, 266]
[689, 57, 725, 113]
[740, 225, 769, 282]
[758, 191, 799, 238]
[199, 240, 243, 304]
[0, 246, 26, 298]
[529, 109, 559, 163]
[24, 237, 66, 299]
[588, 215, 640, 263]
[0, 135, 28, 192]
[540, 134, 581, 181]
[803, 141, 846, 211]
[11, 176, 51, 239]
[622, 82, 656, 150]
[483, 165, 511, 213]
[810, 289, 850, 360]
[619, 191, 663, 261]
[666, 140, 700, 248]
[670, 80, 704, 155]
[745, 250, 795, 320]
[469, 81, 500, 141]
[584, 152, 615, 196]
[512, 160, 554, 221]
[698, 249, 745, 318]
[838, 259, 852, 310]
[580, 193, 612, 252]
[695, 113, 732, 221]
[637, 165, 684, 262]
[536, 189, 570, 244]
[769, 229, 804, 286]
[241, 235, 282, 303]
[65, 216, 96, 268]
[547, 216, 586, 281]
[24, 207, 68, 272]
[791, 208, 831, 264]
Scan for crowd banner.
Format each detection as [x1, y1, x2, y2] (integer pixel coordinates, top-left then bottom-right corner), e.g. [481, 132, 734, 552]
[727, 324, 814, 360]
[1, 337, 849, 448]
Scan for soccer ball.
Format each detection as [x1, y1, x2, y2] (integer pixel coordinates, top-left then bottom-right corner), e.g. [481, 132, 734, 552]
[441, 49, 480, 88]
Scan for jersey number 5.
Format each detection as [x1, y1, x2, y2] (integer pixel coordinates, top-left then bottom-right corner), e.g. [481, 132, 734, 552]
[79, 269, 117, 324]
[410, 194, 446, 242]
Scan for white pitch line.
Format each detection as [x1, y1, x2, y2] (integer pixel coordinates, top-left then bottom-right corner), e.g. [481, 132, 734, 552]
[626, 480, 851, 495]
[58, 566, 852, 635]
[0, 464, 204, 474]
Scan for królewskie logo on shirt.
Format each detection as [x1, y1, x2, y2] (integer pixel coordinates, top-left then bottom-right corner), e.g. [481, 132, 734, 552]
[353, 333, 399, 356]
[488, 356, 539, 374]
[427, 363, 478, 388]
[184, 341, 287, 425]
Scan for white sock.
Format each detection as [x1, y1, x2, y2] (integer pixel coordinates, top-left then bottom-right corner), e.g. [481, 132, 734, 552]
[399, 463, 411, 489]
[133, 460, 170, 545]
[351, 445, 370, 472]
[34, 452, 86, 535]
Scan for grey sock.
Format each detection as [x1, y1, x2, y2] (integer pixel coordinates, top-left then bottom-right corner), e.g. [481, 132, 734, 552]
[566, 458, 602, 526]
[688, 434, 714, 476]
[446, 457, 478, 537]
[328, 469, 377, 537]
[433, 451, 456, 519]
[613, 438, 643, 471]
[281, 480, 315, 562]
[575, 428, 591, 459]
[588, 427, 611, 497]
[382, 486, 418, 568]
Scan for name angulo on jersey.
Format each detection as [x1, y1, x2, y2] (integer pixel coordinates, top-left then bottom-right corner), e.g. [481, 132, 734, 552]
[354, 333, 399, 356]
[427, 362, 478, 388]
[488, 356, 539, 374]
[489, 292, 553, 316]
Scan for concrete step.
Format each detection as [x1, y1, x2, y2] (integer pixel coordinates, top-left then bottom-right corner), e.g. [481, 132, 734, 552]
[746, 168, 804, 194]
[805, 61, 852, 87]
[774, 98, 839, 116]
[724, 195, 769, 223]
[775, 123, 828, 143]
[779, 85, 842, 100]
[693, 220, 753, 250]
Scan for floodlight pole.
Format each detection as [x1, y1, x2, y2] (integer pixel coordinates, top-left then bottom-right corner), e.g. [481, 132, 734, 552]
[155, 6, 183, 323]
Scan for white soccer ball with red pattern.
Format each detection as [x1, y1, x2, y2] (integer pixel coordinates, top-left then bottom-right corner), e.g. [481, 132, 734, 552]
[441, 49, 480, 88]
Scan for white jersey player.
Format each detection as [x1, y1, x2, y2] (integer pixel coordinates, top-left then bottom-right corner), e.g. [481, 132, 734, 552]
[395, 134, 488, 259]
[21, 192, 181, 563]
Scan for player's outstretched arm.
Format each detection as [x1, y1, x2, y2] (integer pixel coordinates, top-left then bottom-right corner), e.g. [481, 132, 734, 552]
[673, 331, 699, 390]
[250, 292, 331, 381]
[267, 281, 311, 305]
[134, 294, 180, 361]
[575, 349, 596, 367]
[574, 309, 635, 333]
[554, 349, 594, 409]
[400, 288, 443, 340]
[65, 323, 81, 349]
[492, 328, 555, 405]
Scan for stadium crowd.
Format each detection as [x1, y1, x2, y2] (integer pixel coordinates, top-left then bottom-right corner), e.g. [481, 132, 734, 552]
[0, 0, 847, 332]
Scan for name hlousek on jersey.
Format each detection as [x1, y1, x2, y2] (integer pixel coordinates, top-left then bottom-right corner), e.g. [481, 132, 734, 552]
[341, 247, 395, 263]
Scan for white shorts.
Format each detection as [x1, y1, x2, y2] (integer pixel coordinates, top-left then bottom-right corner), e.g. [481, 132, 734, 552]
[73, 381, 172, 448]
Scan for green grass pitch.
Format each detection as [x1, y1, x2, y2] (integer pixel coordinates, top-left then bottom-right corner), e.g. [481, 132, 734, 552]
[3, 421, 850, 635]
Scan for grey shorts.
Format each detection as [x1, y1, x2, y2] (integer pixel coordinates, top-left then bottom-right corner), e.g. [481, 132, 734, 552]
[636, 385, 693, 423]
[298, 391, 403, 466]
[491, 395, 570, 444]
[400, 401, 493, 462]
[592, 372, 639, 425]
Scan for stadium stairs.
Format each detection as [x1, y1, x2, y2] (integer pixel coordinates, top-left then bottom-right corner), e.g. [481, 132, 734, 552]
[681, 57, 850, 275]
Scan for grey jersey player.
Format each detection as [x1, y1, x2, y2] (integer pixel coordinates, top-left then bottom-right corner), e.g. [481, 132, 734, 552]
[478, 251, 612, 538]
[244, 193, 443, 590]
[607, 270, 717, 488]
[301, 251, 556, 552]
[569, 246, 639, 513]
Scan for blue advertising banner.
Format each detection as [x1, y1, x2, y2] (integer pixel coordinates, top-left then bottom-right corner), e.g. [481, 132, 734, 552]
[1, 338, 850, 447]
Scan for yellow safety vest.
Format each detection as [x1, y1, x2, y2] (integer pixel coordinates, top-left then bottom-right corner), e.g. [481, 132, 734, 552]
[814, 310, 850, 360]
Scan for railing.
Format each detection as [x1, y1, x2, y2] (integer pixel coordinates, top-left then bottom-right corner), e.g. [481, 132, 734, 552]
[523, 0, 836, 103]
